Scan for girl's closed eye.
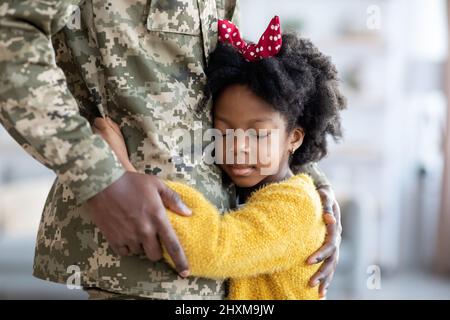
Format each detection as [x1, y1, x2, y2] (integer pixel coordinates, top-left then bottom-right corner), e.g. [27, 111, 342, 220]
[249, 130, 271, 139]
[218, 129, 272, 139]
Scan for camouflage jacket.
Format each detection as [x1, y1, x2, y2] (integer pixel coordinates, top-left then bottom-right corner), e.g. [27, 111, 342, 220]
[0, 0, 329, 299]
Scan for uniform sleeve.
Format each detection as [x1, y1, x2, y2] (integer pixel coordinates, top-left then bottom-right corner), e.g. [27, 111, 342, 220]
[297, 162, 331, 188]
[0, 0, 125, 204]
[163, 177, 326, 279]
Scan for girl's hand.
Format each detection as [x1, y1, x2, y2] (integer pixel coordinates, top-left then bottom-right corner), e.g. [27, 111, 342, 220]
[93, 117, 137, 172]
[307, 185, 342, 298]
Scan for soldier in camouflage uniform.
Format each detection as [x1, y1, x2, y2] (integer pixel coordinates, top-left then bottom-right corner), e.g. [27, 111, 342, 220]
[0, 0, 340, 299]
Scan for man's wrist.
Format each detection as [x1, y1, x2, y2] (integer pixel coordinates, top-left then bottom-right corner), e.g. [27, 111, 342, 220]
[79, 165, 126, 205]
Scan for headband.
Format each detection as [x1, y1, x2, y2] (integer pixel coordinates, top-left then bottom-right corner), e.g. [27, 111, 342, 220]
[217, 16, 282, 62]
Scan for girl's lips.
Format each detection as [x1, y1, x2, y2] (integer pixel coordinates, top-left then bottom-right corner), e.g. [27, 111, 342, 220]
[227, 165, 256, 177]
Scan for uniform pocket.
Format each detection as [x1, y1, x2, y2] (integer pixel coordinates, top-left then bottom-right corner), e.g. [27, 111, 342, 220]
[146, 0, 201, 36]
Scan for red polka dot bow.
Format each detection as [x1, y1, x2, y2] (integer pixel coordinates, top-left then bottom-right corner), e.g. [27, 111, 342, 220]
[218, 16, 282, 62]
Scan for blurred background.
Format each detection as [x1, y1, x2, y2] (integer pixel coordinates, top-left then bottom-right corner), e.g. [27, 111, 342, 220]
[1, 0, 450, 299]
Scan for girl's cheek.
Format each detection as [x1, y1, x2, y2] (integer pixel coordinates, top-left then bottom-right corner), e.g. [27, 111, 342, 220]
[258, 135, 286, 173]
[217, 142, 226, 164]
[256, 139, 273, 168]
[214, 135, 231, 164]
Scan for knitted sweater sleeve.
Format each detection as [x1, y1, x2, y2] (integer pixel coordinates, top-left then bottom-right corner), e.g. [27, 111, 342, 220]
[162, 175, 326, 279]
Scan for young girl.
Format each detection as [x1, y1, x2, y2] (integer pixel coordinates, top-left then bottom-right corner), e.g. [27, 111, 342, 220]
[93, 16, 346, 299]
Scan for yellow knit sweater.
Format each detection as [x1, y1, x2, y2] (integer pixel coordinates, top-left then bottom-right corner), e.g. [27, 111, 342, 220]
[163, 174, 326, 300]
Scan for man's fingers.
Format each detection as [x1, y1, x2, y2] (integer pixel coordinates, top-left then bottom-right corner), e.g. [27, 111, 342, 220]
[322, 203, 334, 214]
[142, 233, 163, 261]
[115, 245, 131, 256]
[333, 201, 342, 230]
[307, 237, 337, 265]
[309, 255, 336, 287]
[127, 241, 144, 256]
[159, 184, 192, 216]
[318, 187, 337, 224]
[307, 220, 339, 264]
[318, 188, 334, 208]
[152, 210, 190, 277]
[325, 217, 340, 242]
[319, 273, 334, 298]
[323, 213, 336, 225]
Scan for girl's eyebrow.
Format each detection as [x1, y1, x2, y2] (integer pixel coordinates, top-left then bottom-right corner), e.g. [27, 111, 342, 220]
[249, 118, 275, 124]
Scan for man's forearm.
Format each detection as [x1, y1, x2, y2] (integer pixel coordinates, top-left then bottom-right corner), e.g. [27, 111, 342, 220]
[0, 1, 125, 204]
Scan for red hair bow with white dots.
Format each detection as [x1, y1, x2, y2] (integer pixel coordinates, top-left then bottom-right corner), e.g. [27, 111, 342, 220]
[218, 16, 282, 62]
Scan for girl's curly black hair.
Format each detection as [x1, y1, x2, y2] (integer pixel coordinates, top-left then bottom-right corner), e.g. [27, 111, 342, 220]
[205, 32, 347, 173]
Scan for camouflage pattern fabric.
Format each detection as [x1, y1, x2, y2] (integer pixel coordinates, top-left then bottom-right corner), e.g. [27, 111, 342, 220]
[0, 0, 328, 299]
[84, 287, 160, 300]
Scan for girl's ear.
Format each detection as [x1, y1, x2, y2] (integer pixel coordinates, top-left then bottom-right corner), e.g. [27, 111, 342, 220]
[289, 127, 305, 153]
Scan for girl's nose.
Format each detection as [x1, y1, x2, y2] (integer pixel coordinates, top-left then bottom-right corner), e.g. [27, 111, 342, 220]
[233, 134, 250, 155]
